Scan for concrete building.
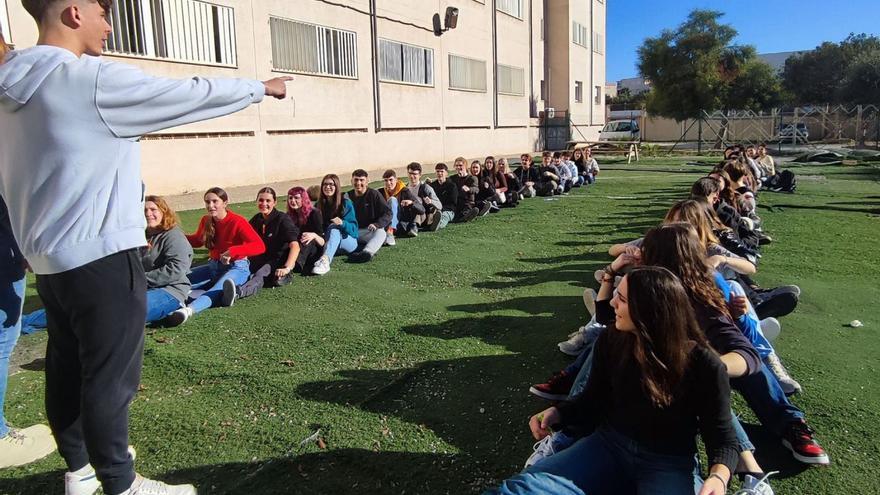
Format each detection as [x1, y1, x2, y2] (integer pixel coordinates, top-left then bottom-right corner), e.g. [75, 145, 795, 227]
[3, 0, 605, 194]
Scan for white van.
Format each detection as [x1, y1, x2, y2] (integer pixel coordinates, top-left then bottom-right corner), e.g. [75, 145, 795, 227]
[599, 120, 640, 142]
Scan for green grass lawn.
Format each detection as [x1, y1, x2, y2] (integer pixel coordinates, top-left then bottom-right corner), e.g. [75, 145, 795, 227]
[2, 158, 879, 494]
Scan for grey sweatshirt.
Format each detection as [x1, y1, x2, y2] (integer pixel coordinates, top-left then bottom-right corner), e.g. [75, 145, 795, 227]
[142, 226, 193, 303]
[0, 45, 264, 274]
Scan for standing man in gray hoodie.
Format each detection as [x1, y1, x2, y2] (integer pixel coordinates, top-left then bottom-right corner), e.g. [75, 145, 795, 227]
[0, 1, 291, 494]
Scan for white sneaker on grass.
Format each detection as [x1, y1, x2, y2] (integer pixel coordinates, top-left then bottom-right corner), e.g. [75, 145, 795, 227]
[764, 353, 801, 395]
[524, 431, 574, 468]
[759, 317, 781, 342]
[558, 327, 586, 356]
[165, 307, 193, 328]
[311, 256, 331, 276]
[0, 424, 56, 469]
[384, 233, 396, 246]
[65, 446, 137, 495]
[736, 472, 777, 495]
[123, 475, 197, 495]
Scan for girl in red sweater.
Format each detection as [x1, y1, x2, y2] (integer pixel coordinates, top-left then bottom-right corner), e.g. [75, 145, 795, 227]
[166, 187, 264, 326]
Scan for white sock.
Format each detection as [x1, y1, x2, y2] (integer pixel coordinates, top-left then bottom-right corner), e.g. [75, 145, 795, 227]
[71, 464, 94, 476]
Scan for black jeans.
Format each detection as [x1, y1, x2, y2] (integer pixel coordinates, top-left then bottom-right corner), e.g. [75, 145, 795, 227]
[37, 249, 145, 495]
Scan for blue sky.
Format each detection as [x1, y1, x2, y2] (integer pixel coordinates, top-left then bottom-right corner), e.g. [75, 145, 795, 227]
[607, 0, 880, 82]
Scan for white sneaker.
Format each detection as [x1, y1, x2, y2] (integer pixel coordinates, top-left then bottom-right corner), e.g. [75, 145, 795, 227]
[558, 328, 586, 356]
[384, 233, 396, 246]
[126, 475, 197, 495]
[736, 472, 777, 495]
[759, 317, 781, 342]
[764, 353, 802, 395]
[524, 431, 574, 468]
[311, 256, 331, 276]
[221, 278, 237, 307]
[582, 288, 597, 317]
[0, 424, 56, 469]
[165, 307, 193, 328]
[65, 446, 136, 495]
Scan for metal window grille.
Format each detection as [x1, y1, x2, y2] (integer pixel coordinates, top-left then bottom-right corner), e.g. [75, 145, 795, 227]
[105, 0, 237, 66]
[575, 81, 583, 102]
[496, 0, 522, 18]
[379, 39, 433, 86]
[592, 32, 604, 54]
[497, 64, 524, 96]
[1, 0, 11, 43]
[571, 21, 588, 48]
[270, 16, 358, 79]
[449, 54, 487, 92]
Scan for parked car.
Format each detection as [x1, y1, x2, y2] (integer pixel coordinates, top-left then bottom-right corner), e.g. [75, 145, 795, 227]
[599, 119, 640, 141]
[778, 123, 809, 143]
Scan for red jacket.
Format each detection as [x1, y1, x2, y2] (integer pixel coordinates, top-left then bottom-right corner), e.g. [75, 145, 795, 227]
[186, 210, 265, 261]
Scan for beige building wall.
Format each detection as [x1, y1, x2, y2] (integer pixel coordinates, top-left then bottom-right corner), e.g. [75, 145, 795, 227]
[5, 0, 604, 195]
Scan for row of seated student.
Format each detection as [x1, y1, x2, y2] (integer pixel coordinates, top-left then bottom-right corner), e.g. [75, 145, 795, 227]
[484, 147, 817, 495]
[17, 152, 601, 335]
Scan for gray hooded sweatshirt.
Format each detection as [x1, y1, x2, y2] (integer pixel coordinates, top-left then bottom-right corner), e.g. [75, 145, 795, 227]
[0, 45, 265, 274]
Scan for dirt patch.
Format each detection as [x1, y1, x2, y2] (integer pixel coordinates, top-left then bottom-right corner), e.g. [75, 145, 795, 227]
[8, 332, 47, 376]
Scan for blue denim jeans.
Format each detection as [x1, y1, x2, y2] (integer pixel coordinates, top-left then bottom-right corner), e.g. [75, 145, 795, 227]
[585, 173, 596, 185]
[728, 281, 773, 358]
[323, 227, 357, 264]
[187, 259, 250, 314]
[486, 427, 696, 495]
[0, 276, 26, 438]
[21, 288, 180, 333]
[388, 197, 399, 231]
[731, 363, 804, 436]
[565, 317, 606, 400]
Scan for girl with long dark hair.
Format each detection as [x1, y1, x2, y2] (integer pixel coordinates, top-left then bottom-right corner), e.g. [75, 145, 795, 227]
[489, 267, 738, 495]
[311, 174, 358, 275]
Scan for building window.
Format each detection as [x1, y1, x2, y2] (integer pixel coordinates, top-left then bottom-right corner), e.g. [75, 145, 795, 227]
[575, 81, 583, 103]
[379, 39, 433, 86]
[270, 17, 357, 79]
[571, 21, 588, 48]
[496, 0, 523, 19]
[594, 85, 602, 104]
[1, 0, 11, 43]
[449, 54, 487, 92]
[497, 64, 525, 96]
[540, 80, 546, 101]
[592, 32, 604, 55]
[105, 0, 238, 66]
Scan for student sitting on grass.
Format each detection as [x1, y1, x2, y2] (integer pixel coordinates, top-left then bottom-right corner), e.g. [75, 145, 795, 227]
[311, 174, 358, 275]
[489, 267, 739, 495]
[382, 167, 424, 238]
[21, 195, 195, 334]
[553, 152, 573, 193]
[583, 148, 600, 185]
[514, 153, 540, 198]
[537, 151, 560, 196]
[452, 157, 486, 220]
[234, 187, 301, 300]
[472, 160, 500, 213]
[563, 151, 583, 188]
[166, 187, 265, 326]
[497, 158, 521, 207]
[288, 186, 324, 273]
[381, 169, 415, 245]
[428, 163, 459, 230]
[482, 156, 509, 206]
[404, 162, 443, 233]
[347, 169, 392, 263]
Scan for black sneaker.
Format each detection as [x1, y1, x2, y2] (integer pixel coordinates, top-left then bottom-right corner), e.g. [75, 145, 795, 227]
[781, 420, 830, 465]
[478, 202, 491, 217]
[348, 251, 374, 263]
[754, 286, 800, 319]
[221, 278, 237, 307]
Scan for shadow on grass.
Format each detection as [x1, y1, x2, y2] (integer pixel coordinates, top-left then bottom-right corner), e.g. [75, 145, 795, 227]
[770, 203, 880, 215]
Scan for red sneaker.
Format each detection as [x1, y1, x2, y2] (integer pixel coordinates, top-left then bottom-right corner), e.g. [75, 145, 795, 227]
[529, 371, 574, 401]
[782, 420, 830, 465]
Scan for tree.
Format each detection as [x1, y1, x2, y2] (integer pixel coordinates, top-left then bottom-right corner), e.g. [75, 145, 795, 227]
[783, 34, 880, 105]
[637, 10, 782, 121]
